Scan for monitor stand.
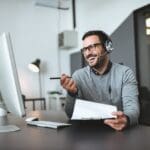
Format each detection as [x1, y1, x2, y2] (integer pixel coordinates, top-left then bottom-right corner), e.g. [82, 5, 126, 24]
[0, 108, 20, 133]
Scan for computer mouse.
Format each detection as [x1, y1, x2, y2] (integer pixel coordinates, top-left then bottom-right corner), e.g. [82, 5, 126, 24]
[25, 117, 39, 122]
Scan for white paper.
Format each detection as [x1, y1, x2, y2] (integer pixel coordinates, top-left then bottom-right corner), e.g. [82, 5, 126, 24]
[71, 99, 117, 120]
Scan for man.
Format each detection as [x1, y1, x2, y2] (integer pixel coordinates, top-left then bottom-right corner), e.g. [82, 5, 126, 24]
[60, 30, 139, 131]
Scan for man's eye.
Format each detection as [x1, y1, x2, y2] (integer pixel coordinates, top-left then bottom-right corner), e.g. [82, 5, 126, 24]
[88, 45, 94, 50]
[83, 48, 88, 51]
[87, 46, 91, 50]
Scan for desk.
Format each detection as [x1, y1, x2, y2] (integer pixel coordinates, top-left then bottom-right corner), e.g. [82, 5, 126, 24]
[0, 111, 150, 150]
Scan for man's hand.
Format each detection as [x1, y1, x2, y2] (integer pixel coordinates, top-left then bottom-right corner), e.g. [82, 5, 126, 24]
[60, 74, 77, 94]
[104, 111, 128, 131]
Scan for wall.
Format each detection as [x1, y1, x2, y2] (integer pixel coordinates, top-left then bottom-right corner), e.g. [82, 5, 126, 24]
[0, 0, 149, 103]
[0, 0, 73, 100]
[75, 0, 149, 44]
[110, 14, 136, 73]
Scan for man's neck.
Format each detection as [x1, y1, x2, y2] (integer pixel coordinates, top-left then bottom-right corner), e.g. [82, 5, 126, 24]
[92, 56, 109, 75]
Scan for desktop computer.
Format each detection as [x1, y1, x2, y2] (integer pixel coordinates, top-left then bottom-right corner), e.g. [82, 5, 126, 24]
[0, 32, 25, 132]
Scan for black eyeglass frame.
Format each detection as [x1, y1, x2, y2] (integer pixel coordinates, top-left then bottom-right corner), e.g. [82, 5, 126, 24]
[81, 43, 102, 54]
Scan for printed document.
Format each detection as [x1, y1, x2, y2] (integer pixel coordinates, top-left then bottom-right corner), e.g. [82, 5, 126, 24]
[71, 99, 117, 120]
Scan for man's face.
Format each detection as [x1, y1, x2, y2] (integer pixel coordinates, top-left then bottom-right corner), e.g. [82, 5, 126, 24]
[82, 35, 105, 67]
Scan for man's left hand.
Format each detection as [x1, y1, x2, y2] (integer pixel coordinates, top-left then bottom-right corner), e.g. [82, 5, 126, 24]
[104, 111, 128, 131]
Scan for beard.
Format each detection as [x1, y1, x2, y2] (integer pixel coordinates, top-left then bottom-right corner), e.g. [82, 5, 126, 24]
[85, 53, 107, 69]
[94, 55, 106, 69]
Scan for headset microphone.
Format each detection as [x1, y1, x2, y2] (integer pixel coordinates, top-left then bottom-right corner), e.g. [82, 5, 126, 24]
[97, 40, 113, 68]
[99, 41, 113, 58]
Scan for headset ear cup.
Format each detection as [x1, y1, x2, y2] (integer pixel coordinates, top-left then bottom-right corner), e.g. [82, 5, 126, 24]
[105, 40, 114, 53]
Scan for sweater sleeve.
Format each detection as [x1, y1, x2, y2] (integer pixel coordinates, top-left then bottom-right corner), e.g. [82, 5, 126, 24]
[122, 68, 140, 126]
[65, 71, 82, 118]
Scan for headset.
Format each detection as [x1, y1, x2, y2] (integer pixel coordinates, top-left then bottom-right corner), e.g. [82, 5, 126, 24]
[105, 40, 114, 53]
[99, 30, 114, 54]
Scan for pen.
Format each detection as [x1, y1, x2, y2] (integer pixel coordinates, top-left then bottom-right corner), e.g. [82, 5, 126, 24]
[49, 77, 72, 80]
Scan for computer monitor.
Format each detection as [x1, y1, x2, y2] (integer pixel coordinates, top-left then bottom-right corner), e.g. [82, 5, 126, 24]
[0, 32, 25, 132]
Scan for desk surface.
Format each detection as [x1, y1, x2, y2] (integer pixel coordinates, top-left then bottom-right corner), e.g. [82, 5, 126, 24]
[0, 110, 150, 150]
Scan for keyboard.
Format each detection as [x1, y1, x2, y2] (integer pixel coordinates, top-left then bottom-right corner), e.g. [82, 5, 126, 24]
[26, 120, 71, 129]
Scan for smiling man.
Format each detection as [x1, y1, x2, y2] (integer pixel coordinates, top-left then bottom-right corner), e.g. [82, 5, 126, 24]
[60, 30, 140, 131]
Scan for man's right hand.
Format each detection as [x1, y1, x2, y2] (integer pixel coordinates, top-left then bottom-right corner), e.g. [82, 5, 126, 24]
[60, 74, 77, 94]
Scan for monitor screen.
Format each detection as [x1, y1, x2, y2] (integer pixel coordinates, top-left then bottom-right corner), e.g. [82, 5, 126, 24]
[0, 32, 25, 132]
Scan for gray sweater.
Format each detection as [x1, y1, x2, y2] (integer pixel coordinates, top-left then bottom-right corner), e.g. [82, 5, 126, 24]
[65, 62, 140, 126]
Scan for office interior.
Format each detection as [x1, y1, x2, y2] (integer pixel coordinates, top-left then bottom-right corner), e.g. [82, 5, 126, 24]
[0, 0, 150, 121]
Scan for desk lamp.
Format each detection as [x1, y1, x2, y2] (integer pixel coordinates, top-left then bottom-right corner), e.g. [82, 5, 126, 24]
[28, 59, 40, 73]
[28, 58, 42, 100]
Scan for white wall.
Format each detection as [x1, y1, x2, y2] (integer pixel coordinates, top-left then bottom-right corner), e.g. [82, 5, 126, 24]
[75, 0, 150, 42]
[0, 0, 73, 99]
[0, 0, 149, 101]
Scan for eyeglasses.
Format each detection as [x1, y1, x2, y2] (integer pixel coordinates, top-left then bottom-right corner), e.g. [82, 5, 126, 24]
[81, 43, 102, 53]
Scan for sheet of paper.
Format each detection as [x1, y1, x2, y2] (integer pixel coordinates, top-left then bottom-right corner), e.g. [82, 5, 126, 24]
[71, 99, 117, 120]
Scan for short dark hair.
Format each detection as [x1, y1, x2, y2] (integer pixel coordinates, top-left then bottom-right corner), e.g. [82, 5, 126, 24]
[82, 30, 112, 46]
